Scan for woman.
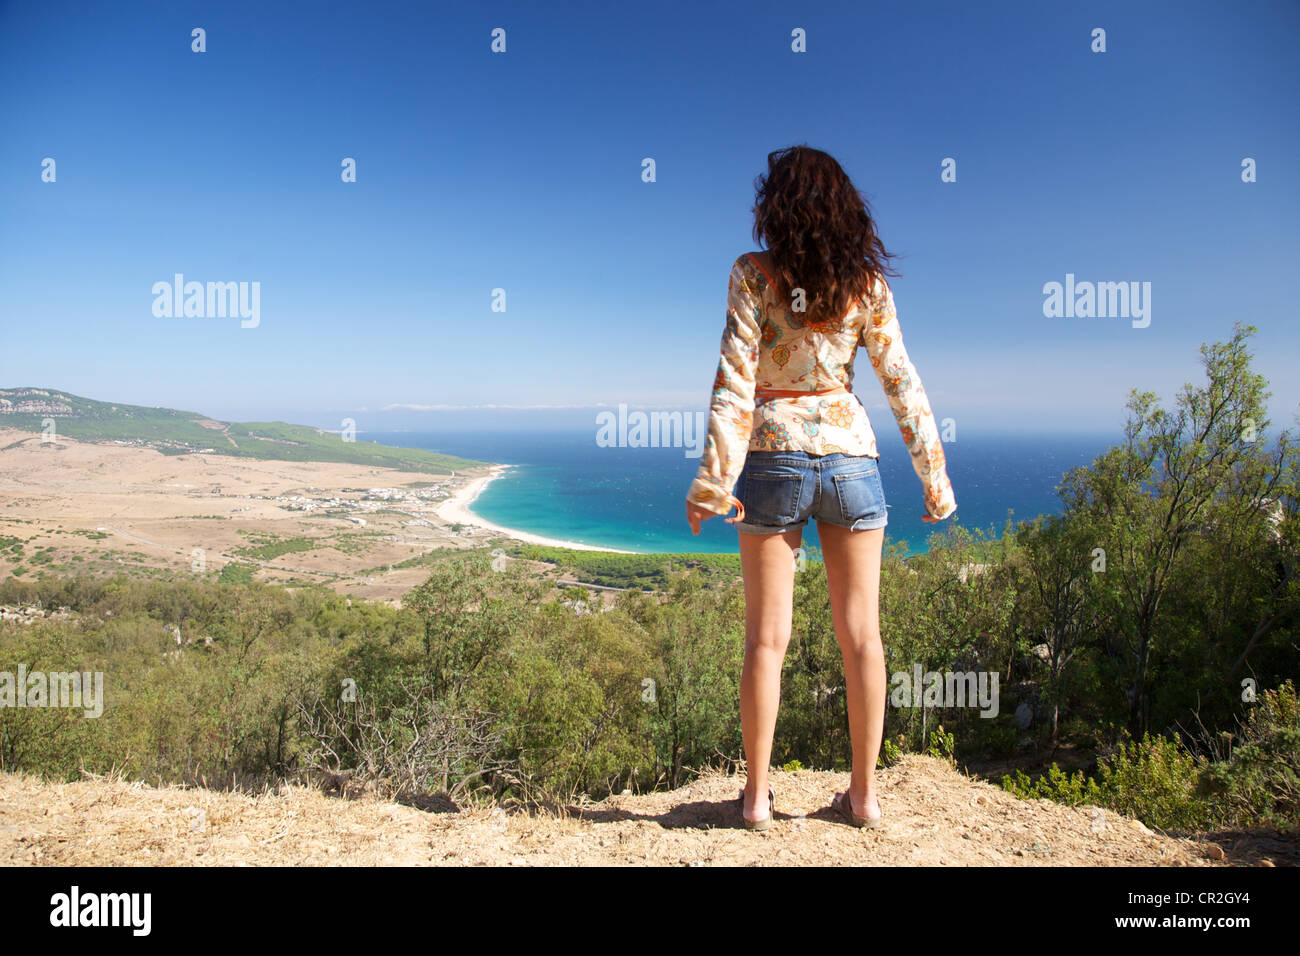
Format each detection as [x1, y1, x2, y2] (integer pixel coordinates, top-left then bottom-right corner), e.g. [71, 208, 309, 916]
[684, 146, 956, 831]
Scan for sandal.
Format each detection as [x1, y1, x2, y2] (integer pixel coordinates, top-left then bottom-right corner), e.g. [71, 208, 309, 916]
[738, 785, 775, 831]
[834, 787, 883, 829]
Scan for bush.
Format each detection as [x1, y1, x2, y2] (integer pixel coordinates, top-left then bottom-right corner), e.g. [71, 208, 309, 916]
[1001, 732, 1210, 831]
[217, 562, 256, 585]
[1199, 681, 1300, 832]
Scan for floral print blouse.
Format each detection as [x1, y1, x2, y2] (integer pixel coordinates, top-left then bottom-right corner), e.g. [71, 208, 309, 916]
[686, 252, 957, 521]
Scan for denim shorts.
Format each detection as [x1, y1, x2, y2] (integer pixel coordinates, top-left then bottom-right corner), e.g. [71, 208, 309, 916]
[733, 451, 888, 535]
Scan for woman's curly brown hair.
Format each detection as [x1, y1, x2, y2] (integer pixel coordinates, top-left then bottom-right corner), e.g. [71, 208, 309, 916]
[752, 145, 899, 326]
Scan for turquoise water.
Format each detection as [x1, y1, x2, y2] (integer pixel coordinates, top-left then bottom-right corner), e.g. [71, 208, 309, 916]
[368, 428, 1121, 555]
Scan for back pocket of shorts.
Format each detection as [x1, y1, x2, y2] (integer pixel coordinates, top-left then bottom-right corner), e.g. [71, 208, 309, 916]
[833, 469, 885, 525]
[742, 473, 803, 526]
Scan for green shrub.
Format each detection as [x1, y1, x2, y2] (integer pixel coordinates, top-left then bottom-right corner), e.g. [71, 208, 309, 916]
[1001, 733, 1209, 831]
[1092, 733, 1210, 830]
[1001, 764, 1103, 806]
[927, 725, 957, 766]
[217, 562, 256, 585]
[1005, 684, 1300, 833]
[1199, 681, 1300, 832]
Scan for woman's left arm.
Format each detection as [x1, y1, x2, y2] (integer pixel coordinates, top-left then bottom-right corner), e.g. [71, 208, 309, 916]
[686, 255, 762, 527]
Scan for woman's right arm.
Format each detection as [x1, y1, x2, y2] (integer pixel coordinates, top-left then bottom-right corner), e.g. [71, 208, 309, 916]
[860, 277, 957, 520]
[686, 256, 762, 521]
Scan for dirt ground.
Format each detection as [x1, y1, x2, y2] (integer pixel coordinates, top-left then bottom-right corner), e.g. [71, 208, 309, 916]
[3, 755, 1283, 867]
[0, 427, 501, 603]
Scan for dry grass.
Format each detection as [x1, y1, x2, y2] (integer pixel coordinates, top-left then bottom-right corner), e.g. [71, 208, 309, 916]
[0, 755, 1264, 867]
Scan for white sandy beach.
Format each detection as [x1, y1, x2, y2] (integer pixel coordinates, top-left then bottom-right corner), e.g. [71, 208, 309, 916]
[435, 464, 635, 554]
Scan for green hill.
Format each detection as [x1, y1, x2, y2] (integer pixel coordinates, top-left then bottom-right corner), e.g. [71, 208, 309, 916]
[0, 387, 482, 473]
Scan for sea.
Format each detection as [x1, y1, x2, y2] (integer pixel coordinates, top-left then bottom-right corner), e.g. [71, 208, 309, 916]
[367, 428, 1123, 556]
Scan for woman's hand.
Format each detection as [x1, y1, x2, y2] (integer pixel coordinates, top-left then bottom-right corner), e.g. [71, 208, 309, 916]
[686, 500, 740, 535]
[686, 501, 712, 535]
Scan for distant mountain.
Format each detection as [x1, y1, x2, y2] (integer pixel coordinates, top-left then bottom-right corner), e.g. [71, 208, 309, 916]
[0, 387, 483, 473]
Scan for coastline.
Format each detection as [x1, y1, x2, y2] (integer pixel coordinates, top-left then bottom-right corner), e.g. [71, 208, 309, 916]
[435, 464, 637, 554]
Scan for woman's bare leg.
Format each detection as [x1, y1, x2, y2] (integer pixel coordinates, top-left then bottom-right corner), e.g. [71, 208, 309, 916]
[818, 522, 886, 819]
[737, 526, 802, 822]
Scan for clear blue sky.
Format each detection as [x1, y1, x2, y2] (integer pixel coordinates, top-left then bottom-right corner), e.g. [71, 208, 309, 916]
[1, 0, 1296, 436]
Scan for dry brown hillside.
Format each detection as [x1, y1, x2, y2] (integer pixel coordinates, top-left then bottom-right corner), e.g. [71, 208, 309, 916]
[0, 755, 1279, 867]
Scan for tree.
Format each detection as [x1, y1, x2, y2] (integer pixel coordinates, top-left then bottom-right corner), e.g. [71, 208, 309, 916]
[1014, 513, 1102, 747]
[402, 553, 543, 703]
[1060, 323, 1295, 735]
